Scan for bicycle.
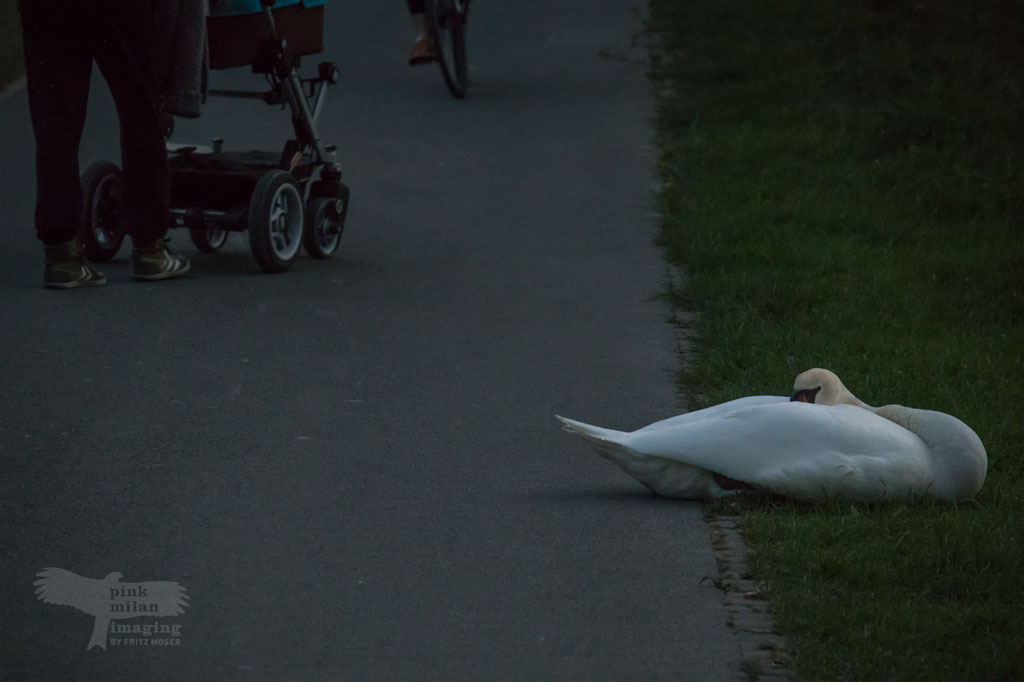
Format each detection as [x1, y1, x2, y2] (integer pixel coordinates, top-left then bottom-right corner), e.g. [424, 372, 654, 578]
[425, 0, 470, 98]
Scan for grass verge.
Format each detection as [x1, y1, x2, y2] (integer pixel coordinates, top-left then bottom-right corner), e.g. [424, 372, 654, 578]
[0, 0, 23, 93]
[647, 0, 1023, 679]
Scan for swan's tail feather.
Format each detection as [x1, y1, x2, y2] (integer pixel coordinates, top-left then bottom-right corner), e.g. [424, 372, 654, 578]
[556, 415, 633, 462]
[556, 414, 719, 499]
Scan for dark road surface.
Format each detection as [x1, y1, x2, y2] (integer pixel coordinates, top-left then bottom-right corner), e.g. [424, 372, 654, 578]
[0, 2, 740, 679]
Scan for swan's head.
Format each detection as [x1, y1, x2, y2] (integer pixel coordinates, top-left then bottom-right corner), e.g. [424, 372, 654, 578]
[791, 368, 869, 407]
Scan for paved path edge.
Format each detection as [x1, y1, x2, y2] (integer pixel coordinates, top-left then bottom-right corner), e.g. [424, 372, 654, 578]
[706, 513, 796, 680]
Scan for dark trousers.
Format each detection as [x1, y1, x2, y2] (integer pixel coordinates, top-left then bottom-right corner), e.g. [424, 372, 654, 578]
[407, 0, 426, 14]
[19, 0, 169, 245]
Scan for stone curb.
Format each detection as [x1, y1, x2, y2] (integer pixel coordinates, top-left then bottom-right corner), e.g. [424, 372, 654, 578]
[706, 513, 796, 680]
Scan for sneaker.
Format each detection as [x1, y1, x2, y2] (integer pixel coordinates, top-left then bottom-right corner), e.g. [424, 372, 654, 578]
[43, 239, 107, 289]
[408, 34, 435, 65]
[132, 238, 191, 281]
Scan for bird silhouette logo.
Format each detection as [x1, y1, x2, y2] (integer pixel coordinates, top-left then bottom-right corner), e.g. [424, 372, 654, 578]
[34, 568, 189, 650]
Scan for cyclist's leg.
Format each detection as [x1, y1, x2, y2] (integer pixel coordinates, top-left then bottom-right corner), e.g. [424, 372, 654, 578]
[407, 0, 434, 65]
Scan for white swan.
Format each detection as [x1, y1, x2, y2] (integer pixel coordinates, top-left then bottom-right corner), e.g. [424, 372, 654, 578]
[556, 368, 987, 503]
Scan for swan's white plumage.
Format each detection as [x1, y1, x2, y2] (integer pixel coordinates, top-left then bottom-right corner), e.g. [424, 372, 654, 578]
[557, 369, 987, 503]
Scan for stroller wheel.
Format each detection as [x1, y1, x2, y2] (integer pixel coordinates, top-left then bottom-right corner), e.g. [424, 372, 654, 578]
[303, 197, 344, 259]
[248, 170, 304, 273]
[189, 228, 229, 253]
[79, 161, 127, 262]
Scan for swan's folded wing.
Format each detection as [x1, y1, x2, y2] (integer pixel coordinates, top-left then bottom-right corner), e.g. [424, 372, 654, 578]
[623, 402, 933, 502]
[753, 452, 934, 501]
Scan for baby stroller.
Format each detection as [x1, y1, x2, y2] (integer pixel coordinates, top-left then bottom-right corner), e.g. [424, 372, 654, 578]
[79, 0, 350, 273]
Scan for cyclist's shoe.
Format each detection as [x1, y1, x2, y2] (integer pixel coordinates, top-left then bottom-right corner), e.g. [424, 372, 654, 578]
[132, 238, 191, 281]
[408, 35, 435, 65]
[43, 239, 107, 289]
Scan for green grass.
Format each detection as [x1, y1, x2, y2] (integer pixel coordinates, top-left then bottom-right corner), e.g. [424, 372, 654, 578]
[648, 0, 1024, 679]
[0, 0, 23, 92]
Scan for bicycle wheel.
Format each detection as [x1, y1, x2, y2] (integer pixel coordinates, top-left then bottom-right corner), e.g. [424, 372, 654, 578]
[428, 0, 469, 99]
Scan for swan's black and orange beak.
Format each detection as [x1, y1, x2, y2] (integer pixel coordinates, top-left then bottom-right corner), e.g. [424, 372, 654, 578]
[790, 386, 822, 403]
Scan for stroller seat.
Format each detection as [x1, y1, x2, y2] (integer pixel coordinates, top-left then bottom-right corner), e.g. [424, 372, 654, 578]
[208, 0, 326, 71]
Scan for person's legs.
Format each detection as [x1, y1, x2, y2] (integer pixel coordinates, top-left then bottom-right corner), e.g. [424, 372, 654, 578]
[92, 7, 189, 280]
[93, 13, 169, 244]
[18, 0, 93, 246]
[19, 1, 107, 287]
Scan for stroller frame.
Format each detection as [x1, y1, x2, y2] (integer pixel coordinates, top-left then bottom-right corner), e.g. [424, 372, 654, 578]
[79, 0, 350, 273]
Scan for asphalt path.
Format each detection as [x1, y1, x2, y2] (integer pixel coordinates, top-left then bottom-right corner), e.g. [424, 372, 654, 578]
[0, 2, 741, 679]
